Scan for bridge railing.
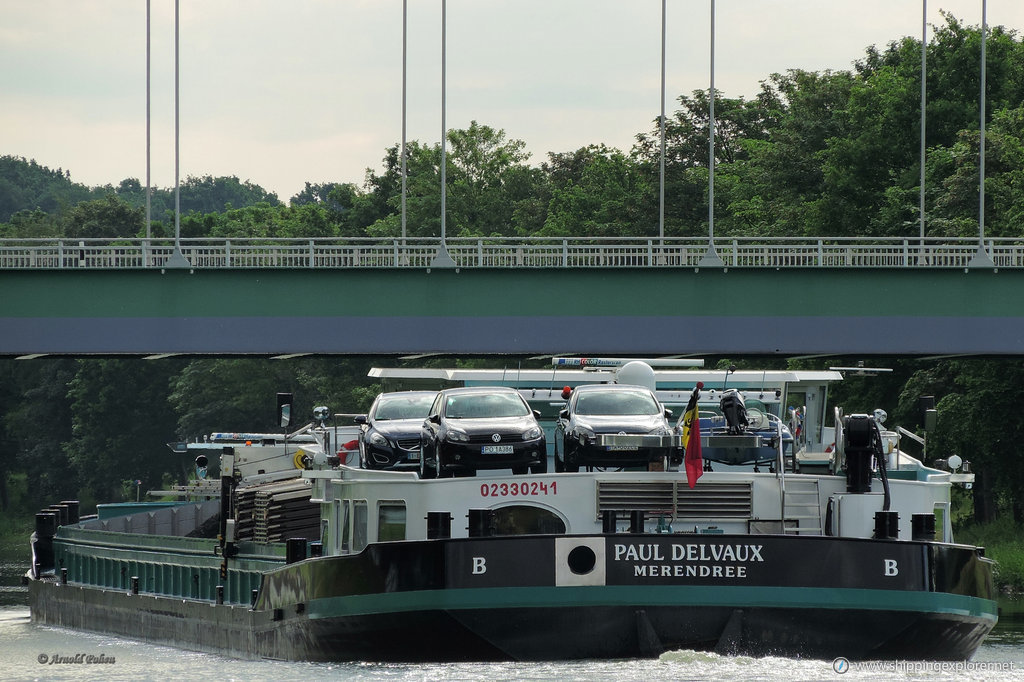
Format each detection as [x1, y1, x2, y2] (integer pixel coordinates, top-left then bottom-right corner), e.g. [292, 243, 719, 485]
[0, 236, 1019, 269]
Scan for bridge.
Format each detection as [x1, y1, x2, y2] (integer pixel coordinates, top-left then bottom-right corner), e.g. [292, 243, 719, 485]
[1, 236, 1020, 357]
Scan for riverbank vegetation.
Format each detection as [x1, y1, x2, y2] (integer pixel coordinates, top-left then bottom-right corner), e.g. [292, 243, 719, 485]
[2, 17, 1024, 579]
[958, 518, 1024, 594]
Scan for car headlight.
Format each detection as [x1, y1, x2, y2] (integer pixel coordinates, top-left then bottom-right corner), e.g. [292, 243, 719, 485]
[369, 432, 389, 447]
[575, 425, 596, 442]
[523, 426, 542, 440]
[446, 429, 470, 443]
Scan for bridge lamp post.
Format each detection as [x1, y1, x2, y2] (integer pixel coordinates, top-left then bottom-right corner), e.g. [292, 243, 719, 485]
[431, 0, 456, 268]
[968, 0, 994, 268]
[919, 0, 926, 251]
[698, 0, 724, 268]
[165, 0, 190, 269]
[401, 0, 408, 254]
[658, 0, 666, 246]
[146, 0, 151, 247]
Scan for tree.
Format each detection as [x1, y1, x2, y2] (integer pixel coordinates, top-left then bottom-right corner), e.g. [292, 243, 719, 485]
[928, 106, 1024, 238]
[363, 123, 546, 239]
[178, 175, 280, 214]
[64, 360, 185, 504]
[168, 357, 382, 440]
[3, 359, 79, 510]
[61, 195, 144, 239]
[539, 145, 651, 237]
[0, 208, 60, 238]
[0, 156, 97, 223]
[634, 89, 777, 237]
[726, 70, 855, 236]
[904, 359, 1024, 524]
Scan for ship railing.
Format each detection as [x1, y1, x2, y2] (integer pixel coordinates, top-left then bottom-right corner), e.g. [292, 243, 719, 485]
[0, 236, 1017, 269]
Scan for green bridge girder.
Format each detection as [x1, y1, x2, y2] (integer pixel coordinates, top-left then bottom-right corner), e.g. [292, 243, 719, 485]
[0, 267, 1019, 356]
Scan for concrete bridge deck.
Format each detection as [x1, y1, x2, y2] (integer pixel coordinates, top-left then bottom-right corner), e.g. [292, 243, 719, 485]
[0, 237, 1016, 356]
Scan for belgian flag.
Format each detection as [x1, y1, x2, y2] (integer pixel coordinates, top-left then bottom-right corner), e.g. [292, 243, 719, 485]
[681, 382, 703, 488]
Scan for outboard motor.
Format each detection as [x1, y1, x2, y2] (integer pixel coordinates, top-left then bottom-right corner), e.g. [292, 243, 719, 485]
[843, 414, 875, 493]
[720, 389, 748, 435]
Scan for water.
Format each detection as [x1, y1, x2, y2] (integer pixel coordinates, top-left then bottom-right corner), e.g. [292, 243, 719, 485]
[4, 558, 1024, 681]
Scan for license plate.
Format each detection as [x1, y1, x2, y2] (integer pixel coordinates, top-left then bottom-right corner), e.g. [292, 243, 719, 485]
[606, 445, 639, 451]
[482, 445, 514, 454]
[407, 451, 420, 460]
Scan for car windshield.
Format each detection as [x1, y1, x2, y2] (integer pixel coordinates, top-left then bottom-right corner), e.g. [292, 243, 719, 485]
[372, 394, 434, 421]
[575, 390, 660, 416]
[444, 393, 529, 419]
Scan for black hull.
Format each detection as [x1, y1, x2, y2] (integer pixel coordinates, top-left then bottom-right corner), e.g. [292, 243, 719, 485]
[29, 533, 997, 662]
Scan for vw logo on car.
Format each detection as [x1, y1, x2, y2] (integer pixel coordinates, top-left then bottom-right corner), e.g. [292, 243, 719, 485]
[491, 433, 501, 442]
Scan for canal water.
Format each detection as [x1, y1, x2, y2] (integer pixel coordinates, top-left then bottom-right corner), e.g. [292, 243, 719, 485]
[3, 556, 1023, 681]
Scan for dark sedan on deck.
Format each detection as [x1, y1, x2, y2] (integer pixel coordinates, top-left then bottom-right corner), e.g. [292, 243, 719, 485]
[354, 391, 436, 470]
[555, 383, 676, 472]
[419, 387, 547, 478]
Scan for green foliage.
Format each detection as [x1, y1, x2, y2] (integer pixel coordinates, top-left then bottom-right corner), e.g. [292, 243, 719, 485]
[957, 517, 1024, 593]
[0, 155, 99, 223]
[168, 357, 382, 440]
[362, 122, 546, 239]
[1, 359, 78, 508]
[113, 174, 280, 219]
[0, 505, 34, 553]
[63, 195, 144, 239]
[540, 145, 651, 237]
[64, 359, 186, 503]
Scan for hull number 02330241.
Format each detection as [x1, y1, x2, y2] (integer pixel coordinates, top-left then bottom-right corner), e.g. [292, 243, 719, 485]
[480, 481, 558, 498]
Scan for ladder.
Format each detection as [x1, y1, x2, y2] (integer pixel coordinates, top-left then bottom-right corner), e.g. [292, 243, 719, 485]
[782, 477, 822, 534]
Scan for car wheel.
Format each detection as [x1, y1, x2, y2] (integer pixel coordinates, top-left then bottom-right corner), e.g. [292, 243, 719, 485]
[419, 445, 436, 479]
[435, 449, 445, 478]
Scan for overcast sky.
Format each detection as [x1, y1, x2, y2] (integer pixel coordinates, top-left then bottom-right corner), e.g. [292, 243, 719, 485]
[2, 1, 1022, 202]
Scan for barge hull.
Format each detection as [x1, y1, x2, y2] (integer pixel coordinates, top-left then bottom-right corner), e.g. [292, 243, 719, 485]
[31, 533, 996, 662]
[29, 580, 995, 662]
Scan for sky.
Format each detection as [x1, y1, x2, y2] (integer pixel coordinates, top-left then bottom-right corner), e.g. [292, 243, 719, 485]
[2, 1, 1023, 203]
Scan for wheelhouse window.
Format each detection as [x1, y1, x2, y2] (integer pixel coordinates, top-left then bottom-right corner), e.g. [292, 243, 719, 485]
[934, 503, 948, 543]
[340, 500, 351, 552]
[378, 502, 407, 542]
[492, 505, 567, 536]
[353, 501, 368, 552]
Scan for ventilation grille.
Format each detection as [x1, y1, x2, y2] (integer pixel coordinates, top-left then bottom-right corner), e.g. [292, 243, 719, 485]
[597, 480, 753, 519]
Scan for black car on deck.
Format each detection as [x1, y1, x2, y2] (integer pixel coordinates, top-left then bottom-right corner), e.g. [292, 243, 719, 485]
[555, 384, 676, 472]
[354, 391, 436, 471]
[419, 386, 547, 478]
